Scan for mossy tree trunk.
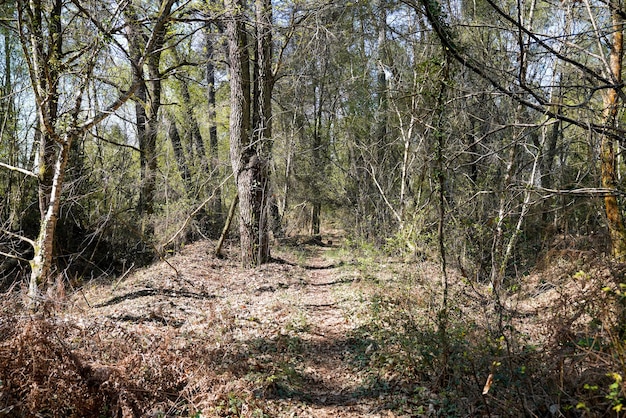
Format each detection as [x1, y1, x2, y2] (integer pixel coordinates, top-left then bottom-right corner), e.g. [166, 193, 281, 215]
[29, 138, 70, 301]
[602, 2, 626, 260]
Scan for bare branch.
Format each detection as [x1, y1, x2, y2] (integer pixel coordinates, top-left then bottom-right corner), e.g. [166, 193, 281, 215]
[404, 0, 626, 138]
[0, 250, 30, 263]
[162, 172, 235, 249]
[91, 133, 141, 153]
[0, 161, 37, 178]
[1, 229, 35, 248]
[367, 163, 403, 225]
[78, 79, 142, 133]
[532, 186, 626, 198]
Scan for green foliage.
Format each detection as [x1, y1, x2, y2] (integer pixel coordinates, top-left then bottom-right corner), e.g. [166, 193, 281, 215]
[606, 373, 624, 412]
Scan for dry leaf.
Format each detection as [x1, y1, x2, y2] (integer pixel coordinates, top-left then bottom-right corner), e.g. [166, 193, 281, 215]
[483, 373, 494, 395]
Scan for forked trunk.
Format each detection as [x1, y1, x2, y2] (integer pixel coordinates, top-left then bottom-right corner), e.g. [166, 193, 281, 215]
[226, 0, 273, 266]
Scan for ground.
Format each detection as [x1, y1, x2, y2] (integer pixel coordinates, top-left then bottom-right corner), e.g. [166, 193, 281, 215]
[84, 235, 381, 417]
[1, 233, 625, 417]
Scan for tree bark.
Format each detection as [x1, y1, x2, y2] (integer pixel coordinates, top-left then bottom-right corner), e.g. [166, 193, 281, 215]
[226, 0, 268, 266]
[167, 116, 191, 190]
[601, 0, 626, 260]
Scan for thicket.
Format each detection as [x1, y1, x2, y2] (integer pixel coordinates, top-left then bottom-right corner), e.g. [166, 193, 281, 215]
[0, 0, 621, 290]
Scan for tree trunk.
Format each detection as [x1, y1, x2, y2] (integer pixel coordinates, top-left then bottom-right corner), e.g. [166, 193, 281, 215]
[215, 194, 239, 258]
[206, 27, 223, 226]
[2, 20, 19, 229]
[226, 0, 271, 266]
[311, 83, 323, 236]
[29, 139, 70, 303]
[24, 0, 63, 304]
[142, 42, 165, 218]
[167, 116, 191, 190]
[172, 47, 208, 174]
[602, 0, 626, 260]
[125, 1, 174, 218]
[490, 141, 516, 291]
[237, 153, 270, 265]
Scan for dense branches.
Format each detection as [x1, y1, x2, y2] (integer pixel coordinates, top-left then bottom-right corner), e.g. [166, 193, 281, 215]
[0, 0, 623, 305]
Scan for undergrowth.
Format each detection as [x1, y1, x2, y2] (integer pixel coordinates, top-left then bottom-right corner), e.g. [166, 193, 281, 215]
[2, 239, 626, 417]
[345, 251, 626, 417]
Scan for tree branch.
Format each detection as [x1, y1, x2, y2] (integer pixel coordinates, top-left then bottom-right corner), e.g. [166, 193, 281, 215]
[368, 163, 402, 224]
[403, 0, 626, 139]
[162, 172, 235, 249]
[1, 229, 35, 248]
[533, 186, 626, 198]
[91, 133, 142, 153]
[0, 250, 30, 263]
[0, 161, 37, 178]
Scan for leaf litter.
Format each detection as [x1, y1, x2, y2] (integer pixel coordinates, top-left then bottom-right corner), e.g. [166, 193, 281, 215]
[2, 234, 625, 416]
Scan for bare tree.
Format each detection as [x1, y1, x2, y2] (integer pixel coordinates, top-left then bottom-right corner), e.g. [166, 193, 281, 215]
[7, 0, 176, 306]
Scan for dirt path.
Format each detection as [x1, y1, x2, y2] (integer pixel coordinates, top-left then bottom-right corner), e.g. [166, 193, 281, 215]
[69, 237, 391, 417]
[8, 234, 621, 416]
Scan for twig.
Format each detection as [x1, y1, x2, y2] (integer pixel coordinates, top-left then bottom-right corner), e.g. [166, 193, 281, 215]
[1, 229, 36, 248]
[0, 161, 37, 178]
[163, 172, 234, 249]
[0, 250, 30, 263]
[112, 262, 135, 292]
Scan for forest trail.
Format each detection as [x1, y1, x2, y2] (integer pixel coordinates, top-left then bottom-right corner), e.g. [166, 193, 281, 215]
[5, 235, 618, 416]
[67, 234, 395, 417]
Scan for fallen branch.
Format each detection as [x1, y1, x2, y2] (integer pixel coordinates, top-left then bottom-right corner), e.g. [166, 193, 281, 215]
[112, 262, 135, 292]
[162, 172, 234, 249]
[215, 194, 238, 258]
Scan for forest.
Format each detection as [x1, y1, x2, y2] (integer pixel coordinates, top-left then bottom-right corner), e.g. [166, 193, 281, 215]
[2, 0, 626, 416]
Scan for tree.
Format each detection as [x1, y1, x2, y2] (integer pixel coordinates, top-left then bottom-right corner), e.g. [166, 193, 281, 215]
[205, 26, 224, 229]
[225, 0, 274, 266]
[125, 0, 177, 219]
[601, 0, 626, 260]
[8, 0, 176, 305]
[0, 3, 25, 231]
[408, 0, 626, 265]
